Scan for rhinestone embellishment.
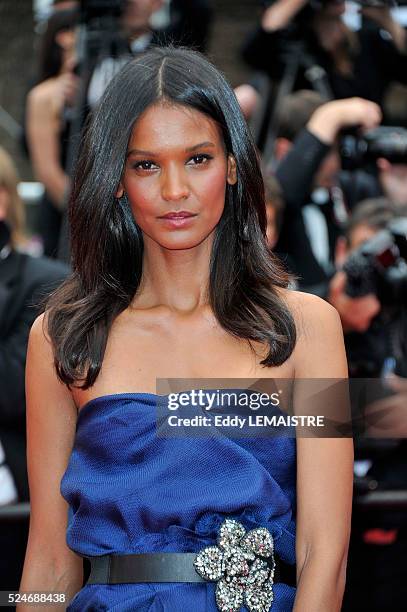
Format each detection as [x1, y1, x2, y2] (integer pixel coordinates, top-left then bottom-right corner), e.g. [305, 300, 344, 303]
[193, 518, 276, 612]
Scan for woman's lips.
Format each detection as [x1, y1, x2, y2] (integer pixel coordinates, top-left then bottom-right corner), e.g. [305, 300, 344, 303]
[158, 211, 197, 228]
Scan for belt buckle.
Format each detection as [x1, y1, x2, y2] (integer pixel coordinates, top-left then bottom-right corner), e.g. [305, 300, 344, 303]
[193, 517, 276, 612]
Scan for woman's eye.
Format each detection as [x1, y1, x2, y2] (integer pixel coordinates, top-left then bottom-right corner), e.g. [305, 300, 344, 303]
[188, 154, 213, 166]
[133, 160, 157, 171]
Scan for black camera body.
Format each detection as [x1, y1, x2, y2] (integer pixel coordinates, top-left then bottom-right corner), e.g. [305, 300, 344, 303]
[340, 127, 407, 171]
[343, 217, 407, 306]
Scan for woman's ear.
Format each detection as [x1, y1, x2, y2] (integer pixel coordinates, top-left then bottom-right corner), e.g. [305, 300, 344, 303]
[227, 154, 237, 185]
[116, 183, 124, 198]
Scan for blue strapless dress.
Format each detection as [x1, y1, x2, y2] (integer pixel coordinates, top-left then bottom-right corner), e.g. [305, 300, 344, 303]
[60, 393, 297, 611]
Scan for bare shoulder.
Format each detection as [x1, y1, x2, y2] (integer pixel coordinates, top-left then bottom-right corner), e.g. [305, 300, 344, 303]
[280, 287, 341, 338]
[28, 312, 49, 359]
[279, 286, 337, 314]
[27, 81, 50, 105]
[28, 311, 54, 357]
[279, 288, 347, 378]
[30, 310, 49, 339]
[27, 311, 76, 416]
[27, 79, 60, 116]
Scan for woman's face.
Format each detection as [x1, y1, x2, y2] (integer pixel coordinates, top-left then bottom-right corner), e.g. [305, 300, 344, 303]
[118, 102, 237, 251]
[56, 27, 78, 71]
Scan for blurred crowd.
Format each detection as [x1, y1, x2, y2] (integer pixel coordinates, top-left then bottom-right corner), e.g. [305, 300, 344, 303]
[1, 0, 407, 609]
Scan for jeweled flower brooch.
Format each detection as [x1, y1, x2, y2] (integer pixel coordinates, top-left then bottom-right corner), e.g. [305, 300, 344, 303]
[193, 518, 276, 612]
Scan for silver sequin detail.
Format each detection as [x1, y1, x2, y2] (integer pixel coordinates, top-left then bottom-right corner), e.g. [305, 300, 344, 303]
[193, 518, 276, 612]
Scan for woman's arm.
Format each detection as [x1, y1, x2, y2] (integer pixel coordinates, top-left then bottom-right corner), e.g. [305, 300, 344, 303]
[26, 80, 71, 210]
[17, 314, 83, 611]
[289, 292, 353, 611]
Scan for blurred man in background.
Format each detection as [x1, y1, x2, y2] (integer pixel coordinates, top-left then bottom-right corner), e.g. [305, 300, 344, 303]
[0, 146, 68, 502]
[272, 91, 382, 289]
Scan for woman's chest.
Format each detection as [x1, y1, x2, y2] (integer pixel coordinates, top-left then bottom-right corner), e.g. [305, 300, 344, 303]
[73, 314, 295, 408]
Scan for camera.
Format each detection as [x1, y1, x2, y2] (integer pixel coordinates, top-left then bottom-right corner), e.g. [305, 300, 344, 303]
[80, 0, 126, 24]
[340, 126, 407, 170]
[343, 217, 407, 306]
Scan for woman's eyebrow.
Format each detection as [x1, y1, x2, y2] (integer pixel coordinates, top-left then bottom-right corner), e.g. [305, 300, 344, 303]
[126, 148, 155, 158]
[126, 142, 216, 158]
[185, 141, 216, 152]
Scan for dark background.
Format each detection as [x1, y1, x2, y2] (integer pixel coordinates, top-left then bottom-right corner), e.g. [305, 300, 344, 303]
[0, 0, 258, 180]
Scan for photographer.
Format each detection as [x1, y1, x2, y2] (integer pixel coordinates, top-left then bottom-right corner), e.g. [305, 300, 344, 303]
[329, 197, 407, 375]
[0, 147, 69, 502]
[335, 197, 407, 611]
[273, 91, 382, 289]
[241, 0, 407, 110]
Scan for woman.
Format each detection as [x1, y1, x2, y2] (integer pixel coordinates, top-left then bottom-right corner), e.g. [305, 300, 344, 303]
[25, 8, 79, 257]
[19, 47, 353, 611]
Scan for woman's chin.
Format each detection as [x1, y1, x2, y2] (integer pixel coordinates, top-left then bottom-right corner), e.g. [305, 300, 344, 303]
[157, 237, 211, 251]
[143, 229, 216, 252]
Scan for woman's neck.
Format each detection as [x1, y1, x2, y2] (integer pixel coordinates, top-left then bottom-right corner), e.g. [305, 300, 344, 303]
[132, 235, 213, 313]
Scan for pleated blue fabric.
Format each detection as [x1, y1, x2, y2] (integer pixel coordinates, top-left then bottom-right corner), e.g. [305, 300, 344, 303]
[60, 393, 297, 611]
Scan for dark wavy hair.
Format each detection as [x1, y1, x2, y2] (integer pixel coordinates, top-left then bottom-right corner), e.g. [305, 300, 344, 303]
[46, 46, 297, 388]
[38, 8, 79, 83]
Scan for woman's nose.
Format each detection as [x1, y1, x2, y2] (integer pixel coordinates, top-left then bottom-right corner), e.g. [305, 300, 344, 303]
[161, 166, 190, 201]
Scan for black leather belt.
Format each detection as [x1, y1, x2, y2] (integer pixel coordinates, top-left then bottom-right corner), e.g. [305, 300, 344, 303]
[83, 516, 297, 610]
[85, 551, 296, 586]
